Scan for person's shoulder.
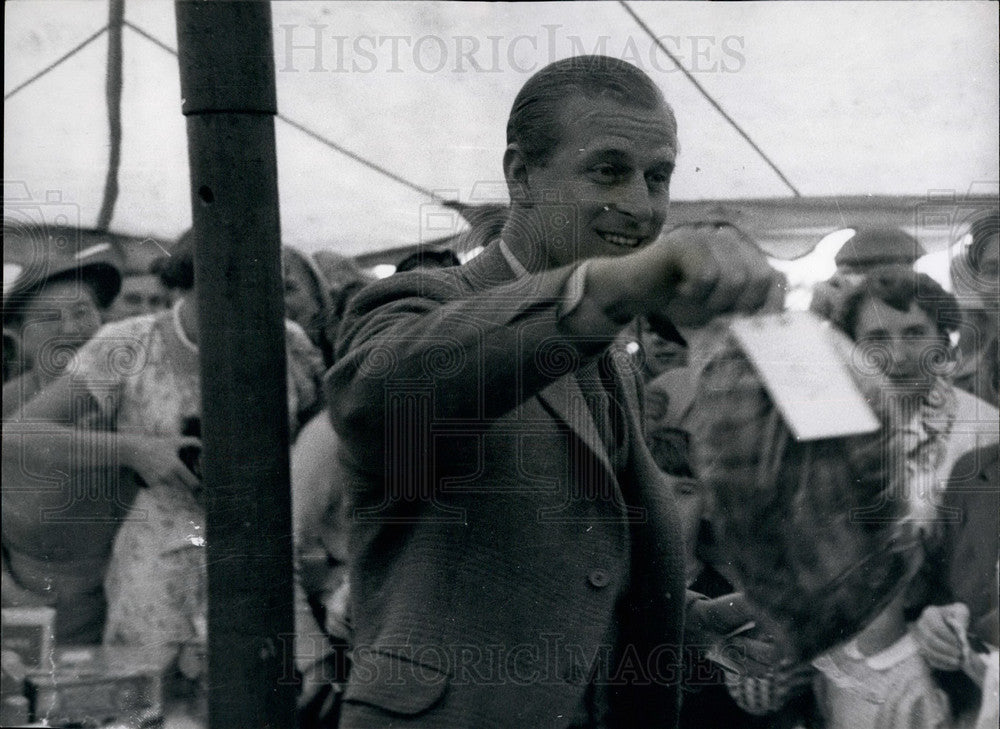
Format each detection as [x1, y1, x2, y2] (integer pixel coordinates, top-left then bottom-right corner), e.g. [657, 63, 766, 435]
[2, 371, 41, 419]
[947, 440, 999, 483]
[353, 266, 467, 308]
[284, 318, 312, 345]
[952, 386, 999, 427]
[93, 312, 161, 342]
[284, 319, 322, 361]
[70, 314, 161, 371]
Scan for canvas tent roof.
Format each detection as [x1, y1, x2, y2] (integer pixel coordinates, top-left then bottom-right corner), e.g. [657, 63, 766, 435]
[4, 1, 999, 261]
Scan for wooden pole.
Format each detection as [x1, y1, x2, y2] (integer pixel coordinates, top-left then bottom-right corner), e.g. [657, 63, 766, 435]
[95, 0, 124, 231]
[174, 1, 295, 726]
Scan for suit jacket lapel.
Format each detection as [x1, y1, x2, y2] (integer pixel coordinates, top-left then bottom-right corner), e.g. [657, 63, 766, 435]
[464, 243, 618, 482]
[536, 370, 615, 480]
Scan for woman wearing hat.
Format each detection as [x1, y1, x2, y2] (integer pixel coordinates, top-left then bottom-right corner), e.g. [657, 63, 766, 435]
[1, 239, 127, 643]
[2, 240, 122, 409]
[3, 232, 324, 670]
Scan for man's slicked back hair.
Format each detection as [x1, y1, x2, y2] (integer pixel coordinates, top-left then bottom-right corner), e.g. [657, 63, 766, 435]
[507, 55, 669, 168]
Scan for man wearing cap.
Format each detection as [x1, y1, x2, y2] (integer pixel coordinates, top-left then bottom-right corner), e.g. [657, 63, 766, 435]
[810, 226, 927, 321]
[105, 260, 173, 323]
[327, 56, 780, 728]
[833, 226, 926, 272]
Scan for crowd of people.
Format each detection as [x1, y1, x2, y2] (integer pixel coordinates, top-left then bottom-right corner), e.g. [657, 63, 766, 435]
[2, 55, 999, 729]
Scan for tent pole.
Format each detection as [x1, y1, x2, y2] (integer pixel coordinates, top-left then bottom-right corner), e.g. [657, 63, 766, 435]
[96, 0, 124, 230]
[174, 1, 295, 727]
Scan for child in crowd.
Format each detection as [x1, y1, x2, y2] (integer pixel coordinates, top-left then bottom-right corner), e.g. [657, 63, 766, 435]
[810, 535, 952, 729]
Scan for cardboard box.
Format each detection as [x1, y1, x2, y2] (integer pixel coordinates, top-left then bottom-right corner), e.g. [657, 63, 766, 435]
[26, 645, 172, 727]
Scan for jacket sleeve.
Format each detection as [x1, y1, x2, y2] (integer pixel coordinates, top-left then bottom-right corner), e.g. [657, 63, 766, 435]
[325, 264, 612, 461]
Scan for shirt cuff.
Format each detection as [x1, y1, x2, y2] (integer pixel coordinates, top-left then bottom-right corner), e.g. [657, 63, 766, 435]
[557, 261, 633, 331]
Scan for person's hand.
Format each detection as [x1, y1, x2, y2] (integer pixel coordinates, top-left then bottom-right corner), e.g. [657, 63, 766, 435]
[649, 222, 783, 327]
[689, 592, 804, 675]
[914, 603, 985, 672]
[120, 432, 202, 492]
[687, 592, 781, 666]
[724, 661, 815, 715]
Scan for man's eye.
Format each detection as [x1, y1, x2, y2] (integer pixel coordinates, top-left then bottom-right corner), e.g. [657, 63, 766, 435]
[646, 170, 671, 187]
[589, 165, 622, 182]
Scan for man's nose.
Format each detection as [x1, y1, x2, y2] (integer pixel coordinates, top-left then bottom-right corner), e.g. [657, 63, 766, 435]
[611, 177, 654, 223]
[888, 338, 918, 373]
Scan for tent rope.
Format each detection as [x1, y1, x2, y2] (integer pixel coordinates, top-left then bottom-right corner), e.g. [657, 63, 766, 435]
[124, 20, 452, 206]
[10, 14, 798, 209]
[274, 115, 450, 204]
[618, 0, 802, 197]
[4, 26, 109, 101]
[96, 0, 125, 231]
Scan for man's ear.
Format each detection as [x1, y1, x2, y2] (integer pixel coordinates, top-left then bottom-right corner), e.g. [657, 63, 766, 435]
[503, 144, 531, 205]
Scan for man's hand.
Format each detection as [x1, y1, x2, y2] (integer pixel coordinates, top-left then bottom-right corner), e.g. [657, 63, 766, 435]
[586, 222, 783, 330]
[655, 223, 782, 327]
[684, 592, 790, 674]
[686, 592, 786, 670]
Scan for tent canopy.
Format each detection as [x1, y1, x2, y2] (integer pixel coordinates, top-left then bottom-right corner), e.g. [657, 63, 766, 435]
[4, 1, 998, 258]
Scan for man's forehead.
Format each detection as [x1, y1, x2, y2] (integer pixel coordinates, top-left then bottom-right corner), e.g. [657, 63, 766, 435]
[559, 97, 678, 156]
[577, 132, 677, 159]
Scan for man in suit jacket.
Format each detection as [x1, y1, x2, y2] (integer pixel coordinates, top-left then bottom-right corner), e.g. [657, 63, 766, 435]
[326, 55, 779, 728]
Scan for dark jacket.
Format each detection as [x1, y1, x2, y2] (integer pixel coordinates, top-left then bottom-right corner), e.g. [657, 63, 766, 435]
[326, 243, 686, 728]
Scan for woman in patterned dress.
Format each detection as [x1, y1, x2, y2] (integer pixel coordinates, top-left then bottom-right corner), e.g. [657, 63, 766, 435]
[9, 234, 324, 678]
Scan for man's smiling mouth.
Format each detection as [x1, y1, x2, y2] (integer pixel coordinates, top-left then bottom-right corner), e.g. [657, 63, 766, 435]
[598, 231, 645, 248]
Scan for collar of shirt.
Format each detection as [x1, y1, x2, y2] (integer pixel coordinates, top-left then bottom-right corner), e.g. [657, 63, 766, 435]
[497, 239, 529, 279]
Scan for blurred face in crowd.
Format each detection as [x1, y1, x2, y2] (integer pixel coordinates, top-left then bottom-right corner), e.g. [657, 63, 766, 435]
[853, 297, 943, 397]
[283, 253, 321, 338]
[106, 274, 172, 321]
[513, 94, 677, 270]
[16, 279, 102, 375]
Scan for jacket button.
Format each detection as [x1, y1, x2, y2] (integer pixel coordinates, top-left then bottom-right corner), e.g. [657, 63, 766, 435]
[588, 569, 611, 588]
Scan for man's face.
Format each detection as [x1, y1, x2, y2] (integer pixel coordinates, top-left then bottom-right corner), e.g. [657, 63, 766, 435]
[17, 279, 102, 374]
[854, 297, 944, 396]
[519, 94, 678, 270]
[106, 274, 172, 321]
